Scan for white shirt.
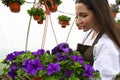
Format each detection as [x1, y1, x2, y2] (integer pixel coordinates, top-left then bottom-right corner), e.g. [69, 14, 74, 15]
[82, 32, 120, 80]
[82, 30, 99, 46]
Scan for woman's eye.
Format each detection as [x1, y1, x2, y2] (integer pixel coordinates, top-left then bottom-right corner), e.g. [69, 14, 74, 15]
[75, 13, 87, 19]
[81, 14, 87, 17]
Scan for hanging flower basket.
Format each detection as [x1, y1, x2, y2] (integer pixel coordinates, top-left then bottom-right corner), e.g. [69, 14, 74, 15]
[39, 0, 62, 12]
[9, 2, 21, 12]
[27, 7, 46, 21]
[109, 4, 119, 18]
[0, 43, 101, 80]
[1, 0, 25, 13]
[58, 15, 71, 28]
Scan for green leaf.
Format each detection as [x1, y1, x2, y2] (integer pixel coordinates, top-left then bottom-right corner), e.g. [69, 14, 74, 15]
[58, 15, 71, 21]
[93, 71, 101, 79]
[69, 74, 79, 80]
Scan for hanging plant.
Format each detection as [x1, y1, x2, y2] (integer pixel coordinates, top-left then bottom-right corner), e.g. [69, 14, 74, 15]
[58, 15, 71, 28]
[0, 43, 101, 80]
[1, 0, 25, 13]
[27, 7, 46, 21]
[116, 0, 120, 5]
[39, 0, 62, 12]
[116, 19, 120, 25]
[110, 4, 119, 18]
[37, 13, 46, 24]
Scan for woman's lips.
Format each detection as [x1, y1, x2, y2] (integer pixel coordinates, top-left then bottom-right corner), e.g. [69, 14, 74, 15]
[78, 26, 82, 30]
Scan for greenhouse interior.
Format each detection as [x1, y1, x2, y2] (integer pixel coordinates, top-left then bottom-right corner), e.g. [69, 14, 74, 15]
[0, 0, 120, 80]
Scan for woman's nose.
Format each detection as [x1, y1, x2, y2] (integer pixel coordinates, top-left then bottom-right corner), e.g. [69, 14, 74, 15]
[76, 17, 82, 25]
[75, 17, 83, 30]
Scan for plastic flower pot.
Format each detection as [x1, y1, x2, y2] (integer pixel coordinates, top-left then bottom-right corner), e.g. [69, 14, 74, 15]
[9, 2, 21, 13]
[37, 20, 43, 24]
[33, 15, 41, 20]
[59, 20, 69, 28]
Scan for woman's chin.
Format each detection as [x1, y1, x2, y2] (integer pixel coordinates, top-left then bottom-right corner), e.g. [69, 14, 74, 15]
[83, 28, 89, 32]
[78, 27, 82, 30]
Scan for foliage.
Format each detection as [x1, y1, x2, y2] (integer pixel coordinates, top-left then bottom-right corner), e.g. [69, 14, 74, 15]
[0, 43, 101, 80]
[116, 19, 120, 24]
[58, 15, 71, 22]
[110, 4, 119, 13]
[27, 7, 46, 20]
[39, 0, 62, 6]
[116, 0, 120, 5]
[1, 0, 25, 6]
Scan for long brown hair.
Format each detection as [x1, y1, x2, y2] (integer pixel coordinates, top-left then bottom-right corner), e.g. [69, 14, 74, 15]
[75, 0, 120, 48]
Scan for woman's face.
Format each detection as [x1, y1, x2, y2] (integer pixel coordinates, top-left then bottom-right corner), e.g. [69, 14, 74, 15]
[75, 3, 97, 32]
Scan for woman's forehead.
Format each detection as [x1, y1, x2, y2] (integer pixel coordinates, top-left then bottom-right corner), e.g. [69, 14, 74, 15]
[75, 3, 93, 14]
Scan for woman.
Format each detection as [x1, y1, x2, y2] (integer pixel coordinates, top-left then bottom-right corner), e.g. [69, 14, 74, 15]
[75, 0, 120, 80]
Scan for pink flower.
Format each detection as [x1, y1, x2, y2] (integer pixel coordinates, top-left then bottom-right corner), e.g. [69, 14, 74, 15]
[37, 3, 41, 8]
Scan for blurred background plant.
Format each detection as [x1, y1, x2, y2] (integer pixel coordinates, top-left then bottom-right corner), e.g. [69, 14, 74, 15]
[116, 19, 120, 24]
[110, 4, 119, 13]
[116, 0, 120, 5]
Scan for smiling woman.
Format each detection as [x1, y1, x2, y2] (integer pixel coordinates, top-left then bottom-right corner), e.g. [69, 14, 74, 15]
[75, 0, 120, 80]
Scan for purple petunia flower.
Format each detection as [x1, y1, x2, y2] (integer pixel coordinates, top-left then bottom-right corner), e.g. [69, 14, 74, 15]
[82, 64, 94, 78]
[8, 70, 17, 80]
[61, 47, 71, 54]
[46, 63, 60, 76]
[8, 64, 17, 79]
[22, 59, 44, 76]
[51, 43, 72, 54]
[71, 55, 84, 64]
[57, 53, 67, 61]
[65, 70, 73, 78]
[59, 43, 69, 48]
[32, 49, 45, 56]
[6, 51, 25, 61]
